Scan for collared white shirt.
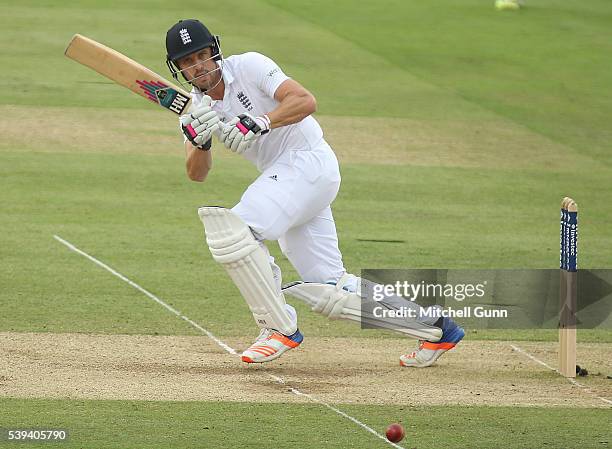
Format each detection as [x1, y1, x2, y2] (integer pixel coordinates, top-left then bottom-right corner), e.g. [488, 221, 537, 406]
[189, 52, 324, 172]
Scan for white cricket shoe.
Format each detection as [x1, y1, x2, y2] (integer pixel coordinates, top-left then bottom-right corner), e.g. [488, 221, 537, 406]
[399, 317, 465, 368]
[241, 328, 303, 364]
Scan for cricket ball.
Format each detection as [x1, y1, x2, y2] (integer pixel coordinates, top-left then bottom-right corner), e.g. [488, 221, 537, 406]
[385, 423, 405, 443]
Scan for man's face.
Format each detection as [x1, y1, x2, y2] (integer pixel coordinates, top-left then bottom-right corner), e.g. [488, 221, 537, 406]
[176, 47, 220, 91]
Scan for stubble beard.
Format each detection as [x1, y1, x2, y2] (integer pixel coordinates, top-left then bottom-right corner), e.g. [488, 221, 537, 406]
[194, 69, 221, 93]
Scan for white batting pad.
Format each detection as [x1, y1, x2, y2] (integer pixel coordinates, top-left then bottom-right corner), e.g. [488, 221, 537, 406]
[198, 206, 297, 335]
[283, 275, 442, 341]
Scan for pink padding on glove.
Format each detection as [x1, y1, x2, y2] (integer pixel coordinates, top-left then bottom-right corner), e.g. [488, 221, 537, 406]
[186, 124, 197, 138]
[236, 122, 249, 135]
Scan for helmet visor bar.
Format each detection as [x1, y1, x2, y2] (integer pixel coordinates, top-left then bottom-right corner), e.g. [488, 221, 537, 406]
[174, 47, 222, 81]
[172, 48, 224, 93]
[184, 64, 221, 86]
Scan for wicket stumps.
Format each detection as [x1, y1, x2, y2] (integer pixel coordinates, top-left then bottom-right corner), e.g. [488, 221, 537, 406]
[559, 197, 578, 378]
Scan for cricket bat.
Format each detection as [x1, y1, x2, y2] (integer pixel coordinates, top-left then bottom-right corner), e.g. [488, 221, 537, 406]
[65, 34, 191, 115]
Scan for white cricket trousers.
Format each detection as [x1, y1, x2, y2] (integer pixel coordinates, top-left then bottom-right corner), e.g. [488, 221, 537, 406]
[232, 139, 346, 285]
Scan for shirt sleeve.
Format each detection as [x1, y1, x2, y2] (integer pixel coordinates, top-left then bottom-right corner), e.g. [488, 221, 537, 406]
[241, 52, 290, 98]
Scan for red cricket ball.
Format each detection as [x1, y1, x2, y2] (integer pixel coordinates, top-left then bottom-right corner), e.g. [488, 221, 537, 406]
[385, 423, 405, 443]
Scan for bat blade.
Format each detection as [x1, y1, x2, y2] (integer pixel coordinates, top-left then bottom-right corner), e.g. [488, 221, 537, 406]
[65, 34, 191, 115]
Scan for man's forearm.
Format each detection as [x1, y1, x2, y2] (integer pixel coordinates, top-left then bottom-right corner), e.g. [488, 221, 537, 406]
[185, 141, 212, 182]
[267, 92, 316, 129]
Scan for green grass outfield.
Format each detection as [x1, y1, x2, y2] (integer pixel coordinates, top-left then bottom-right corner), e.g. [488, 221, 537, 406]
[1, 399, 610, 449]
[1, 0, 611, 448]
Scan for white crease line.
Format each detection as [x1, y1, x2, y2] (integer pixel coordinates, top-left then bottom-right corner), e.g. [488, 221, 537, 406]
[53, 235, 236, 355]
[510, 344, 612, 406]
[288, 387, 405, 449]
[54, 234, 404, 448]
[264, 372, 403, 449]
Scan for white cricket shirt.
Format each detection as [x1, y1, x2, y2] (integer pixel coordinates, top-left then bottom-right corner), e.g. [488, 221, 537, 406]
[189, 52, 324, 172]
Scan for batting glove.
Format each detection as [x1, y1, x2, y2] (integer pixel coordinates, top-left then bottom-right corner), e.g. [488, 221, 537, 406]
[180, 97, 221, 150]
[219, 114, 270, 154]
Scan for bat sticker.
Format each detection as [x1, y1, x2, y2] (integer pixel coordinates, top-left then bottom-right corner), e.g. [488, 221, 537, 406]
[136, 80, 190, 115]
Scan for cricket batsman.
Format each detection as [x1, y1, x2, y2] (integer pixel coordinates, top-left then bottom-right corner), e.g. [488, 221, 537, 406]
[165, 19, 465, 367]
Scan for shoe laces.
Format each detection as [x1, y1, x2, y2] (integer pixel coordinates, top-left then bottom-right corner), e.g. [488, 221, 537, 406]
[255, 328, 273, 342]
[406, 340, 425, 358]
